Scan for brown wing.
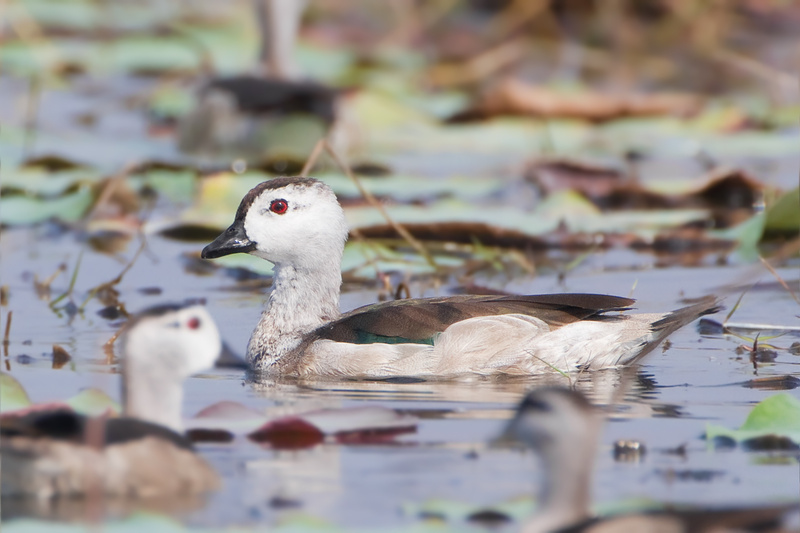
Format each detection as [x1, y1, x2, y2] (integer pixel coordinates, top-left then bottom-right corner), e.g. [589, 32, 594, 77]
[0, 410, 192, 450]
[315, 293, 634, 344]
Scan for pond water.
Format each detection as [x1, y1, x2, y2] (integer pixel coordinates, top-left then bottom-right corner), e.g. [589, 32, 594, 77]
[2, 3, 800, 528]
[2, 208, 800, 529]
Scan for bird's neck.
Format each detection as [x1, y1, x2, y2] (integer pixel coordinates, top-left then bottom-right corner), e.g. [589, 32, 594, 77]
[122, 359, 183, 432]
[248, 260, 342, 369]
[526, 433, 596, 532]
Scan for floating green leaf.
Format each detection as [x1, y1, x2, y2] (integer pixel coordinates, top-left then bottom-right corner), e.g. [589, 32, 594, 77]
[148, 84, 197, 118]
[0, 186, 94, 226]
[1, 168, 98, 196]
[102, 36, 200, 73]
[711, 212, 765, 260]
[763, 187, 799, 236]
[2, 512, 188, 533]
[133, 170, 197, 204]
[706, 393, 800, 444]
[66, 388, 121, 416]
[0, 373, 32, 413]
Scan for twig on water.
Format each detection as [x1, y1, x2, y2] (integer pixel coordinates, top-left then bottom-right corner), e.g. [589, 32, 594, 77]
[3, 311, 12, 358]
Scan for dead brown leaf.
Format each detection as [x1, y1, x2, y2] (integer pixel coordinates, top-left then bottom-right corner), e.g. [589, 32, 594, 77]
[21, 154, 87, 171]
[52, 344, 72, 369]
[525, 159, 766, 223]
[526, 158, 628, 198]
[451, 78, 702, 122]
[632, 227, 736, 267]
[89, 177, 141, 221]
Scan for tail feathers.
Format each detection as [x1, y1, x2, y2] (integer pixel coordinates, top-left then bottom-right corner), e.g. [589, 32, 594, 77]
[630, 295, 722, 365]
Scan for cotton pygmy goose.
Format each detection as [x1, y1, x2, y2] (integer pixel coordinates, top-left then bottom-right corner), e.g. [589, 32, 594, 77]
[1, 302, 221, 498]
[202, 177, 719, 378]
[500, 387, 796, 532]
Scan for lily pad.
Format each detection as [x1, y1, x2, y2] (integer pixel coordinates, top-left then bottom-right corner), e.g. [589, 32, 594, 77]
[148, 84, 198, 119]
[0, 373, 32, 413]
[132, 169, 198, 203]
[763, 187, 799, 236]
[66, 388, 121, 416]
[0, 186, 94, 225]
[8, 0, 100, 31]
[711, 212, 765, 260]
[1, 167, 99, 196]
[706, 393, 800, 445]
[102, 36, 200, 74]
[2, 512, 188, 533]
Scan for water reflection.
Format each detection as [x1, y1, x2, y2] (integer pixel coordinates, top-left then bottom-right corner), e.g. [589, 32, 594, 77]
[246, 367, 683, 424]
[1, 493, 212, 523]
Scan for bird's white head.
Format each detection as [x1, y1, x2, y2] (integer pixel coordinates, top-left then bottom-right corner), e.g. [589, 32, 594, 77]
[202, 177, 348, 270]
[120, 302, 222, 380]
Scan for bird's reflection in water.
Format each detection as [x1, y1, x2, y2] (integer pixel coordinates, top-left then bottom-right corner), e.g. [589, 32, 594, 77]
[1, 493, 212, 523]
[246, 367, 682, 423]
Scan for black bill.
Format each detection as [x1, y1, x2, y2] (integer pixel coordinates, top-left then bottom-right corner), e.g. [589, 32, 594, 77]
[201, 222, 255, 259]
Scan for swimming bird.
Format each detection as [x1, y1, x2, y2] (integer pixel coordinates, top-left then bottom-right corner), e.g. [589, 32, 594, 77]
[201, 176, 719, 378]
[501, 387, 796, 532]
[177, 0, 339, 162]
[1, 302, 221, 498]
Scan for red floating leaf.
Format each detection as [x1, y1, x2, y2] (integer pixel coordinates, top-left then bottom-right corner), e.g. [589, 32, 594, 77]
[247, 417, 325, 449]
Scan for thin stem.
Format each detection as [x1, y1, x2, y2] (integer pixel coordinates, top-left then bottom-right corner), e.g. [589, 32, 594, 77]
[300, 138, 326, 176]
[50, 250, 83, 308]
[322, 139, 437, 268]
[3, 310, 12, 358]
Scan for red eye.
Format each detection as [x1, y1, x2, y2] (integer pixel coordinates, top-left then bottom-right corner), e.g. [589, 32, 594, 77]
[187, 317, 201, 330]
[270, 199, 288, 214]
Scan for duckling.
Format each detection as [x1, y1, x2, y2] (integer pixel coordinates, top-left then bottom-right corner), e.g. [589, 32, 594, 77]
[501, 388, 795, 532]
[1, 302, 221, 499]
[201, 177, 719, 378]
